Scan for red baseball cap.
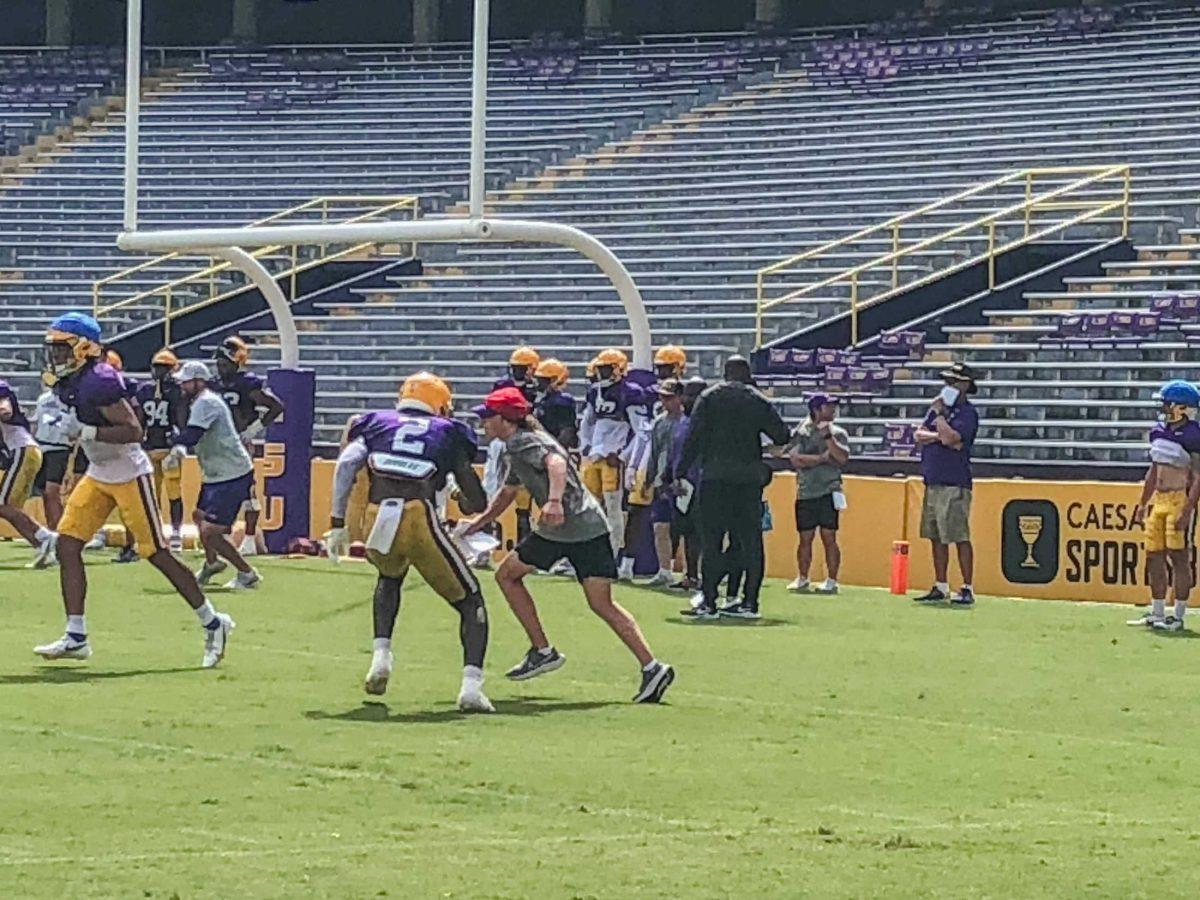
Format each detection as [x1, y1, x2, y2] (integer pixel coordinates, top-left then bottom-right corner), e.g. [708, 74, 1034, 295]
[473, 386, 532, 421]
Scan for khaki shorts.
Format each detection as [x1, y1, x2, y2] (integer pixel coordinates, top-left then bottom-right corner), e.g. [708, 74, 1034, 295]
[920, 485, 972, 545]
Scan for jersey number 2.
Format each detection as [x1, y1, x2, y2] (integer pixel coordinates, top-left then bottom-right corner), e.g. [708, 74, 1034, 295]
[392, 417, 430, 456]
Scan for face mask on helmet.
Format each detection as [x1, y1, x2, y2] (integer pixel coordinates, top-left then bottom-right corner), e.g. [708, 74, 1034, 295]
[596, 364, 619, 388]
[654, 363, 677, 380]
[152, 364, 175, 382]
[510, 364, 531, 384]
[1162, 402, 1190, 424]
[535, 376, 555, 395]
[215, 357, 239, 382]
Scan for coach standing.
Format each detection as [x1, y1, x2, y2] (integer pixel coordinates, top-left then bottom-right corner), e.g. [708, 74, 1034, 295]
[786, 393, 850, 595]
[913, 362, 980, 607]
[679, 356, 789, 620]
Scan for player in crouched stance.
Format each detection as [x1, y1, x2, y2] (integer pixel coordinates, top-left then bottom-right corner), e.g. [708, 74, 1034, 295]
[35, 314, 234, 667]
[1128, 381, 1200, 632]
[462, 387, 674, 704]
[164, 362, 261, 591]
[325, 373, 494, 712]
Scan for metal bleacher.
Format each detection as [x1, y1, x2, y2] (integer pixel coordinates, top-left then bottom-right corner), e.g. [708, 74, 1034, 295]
[1, 2, 1199, 463]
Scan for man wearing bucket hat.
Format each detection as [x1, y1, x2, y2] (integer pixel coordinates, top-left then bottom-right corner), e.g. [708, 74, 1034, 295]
[913, 362, 981, 607]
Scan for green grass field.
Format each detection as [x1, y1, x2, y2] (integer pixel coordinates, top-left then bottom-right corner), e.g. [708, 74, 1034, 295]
[1, 541, 1198, 898]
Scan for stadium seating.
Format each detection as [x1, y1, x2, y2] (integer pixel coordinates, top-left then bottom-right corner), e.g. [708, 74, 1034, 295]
[2, 2, 1199, 458]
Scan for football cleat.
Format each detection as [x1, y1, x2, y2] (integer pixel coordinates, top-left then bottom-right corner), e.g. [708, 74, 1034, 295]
[633, 662, 675, 703]
[505, 647, 566, 681]
[950, 588, 976, 608]
[201, 613, 235, 668]
[1153, 616, 1186, 633]
[195, 559, 228, 587]
[457, 684, 495, 713]
[363, 649, 393, 696]
[84, 531, 107, 551]
[34, 635, 91, 661]
[681, 600, 719, 620]
[113, 546, 139, 564]
[787, 577, 811, 593]
[224, 569, 262, 591]
[814, 580, 839, 595]
[169, 535, 184, 553]
[1126, 612, 1163, 627]
[28, 532, 58, 569]
[644, 571, 674, 588]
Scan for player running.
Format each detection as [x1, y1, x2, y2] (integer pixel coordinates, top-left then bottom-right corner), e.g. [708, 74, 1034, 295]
[34, 313, 234, 666]
[135, 348, 187, 551]
[463, 386, 674, 704]
[212, 336, 285, 556]
[325, 372, 493, 712]
[166, 362, 262, 591]
[0, 379, 58, 566]
[1128, 380, 1200, 632]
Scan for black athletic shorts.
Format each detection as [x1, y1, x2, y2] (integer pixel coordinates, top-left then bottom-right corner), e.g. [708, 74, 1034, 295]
[795, 495, 839, 532]
[34, 449, 70, 490]
[516, 532, 617, 583]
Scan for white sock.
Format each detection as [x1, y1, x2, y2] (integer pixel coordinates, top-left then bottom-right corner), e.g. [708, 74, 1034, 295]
[373, 638, 391, 653]
[35, 526, 52, 542]
[195, 600, 217, 628]
[463, 665, 483, 685]
[642, 658, 659, 672]
[66, 615, 86, 637]
[1152, 598, 1166, 618]
[960, 584, 973, 593]
[1175, 600, 1188, 620]
[657, 568, 671, 579]
[936, 582, 950, 594]
[536, 646, 553, 656]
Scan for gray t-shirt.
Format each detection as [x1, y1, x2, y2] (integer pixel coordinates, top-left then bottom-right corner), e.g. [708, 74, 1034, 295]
[787, 419, 850, 500]
[188, 390, 254, 484]
[501, 428, 610, 543]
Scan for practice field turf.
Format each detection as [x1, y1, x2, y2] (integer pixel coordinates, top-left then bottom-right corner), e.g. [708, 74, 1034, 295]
[1, 543, 1198, 898]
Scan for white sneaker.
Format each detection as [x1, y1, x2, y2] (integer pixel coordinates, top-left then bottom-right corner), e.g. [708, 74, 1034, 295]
[1127, 612, 1163, 627]
[28, 532, 58, 569]
[364, 649, 393, 695]
[224, 569, 262, 591]
[195, 559, 228, 587]
[1153, 616, 1185, 633]
[457, 682, 495, 713]
[645, 570, 674, 588]
[34, 634, 92, 660]
[549, 559, 575, 577]
[788, 577, 811, 593]
[689, 590, 706, 609]
[84, 531, 107, 551]
[814, 579, 839, 595]
[202, 613, 235, 668]
[169, 535, 183, 553]
[239, 536, 258, 557]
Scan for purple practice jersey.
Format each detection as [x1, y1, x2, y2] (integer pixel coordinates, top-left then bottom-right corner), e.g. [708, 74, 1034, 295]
[55, 360, 151, 483]
[350, 409, 477, 490]
[211, 370, 266, 432]
[535, 390, 578, 446]
[492, 376, 538, 404]
[583, 378, 651, 422]
[0, 380, 31, 432]
[1149, 419, 1200, 468]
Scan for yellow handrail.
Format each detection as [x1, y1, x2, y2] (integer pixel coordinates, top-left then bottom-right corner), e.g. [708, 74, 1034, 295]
[755, 165, 1131, 347]
[93, 196, 420, 345]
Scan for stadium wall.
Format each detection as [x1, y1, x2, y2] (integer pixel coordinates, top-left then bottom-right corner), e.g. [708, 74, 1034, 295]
[5, 465, 1150, 605]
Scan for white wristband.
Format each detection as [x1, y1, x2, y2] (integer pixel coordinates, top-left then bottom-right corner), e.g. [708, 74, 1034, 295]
[79, 424, 98, 442]
[242, 420, 265, 441]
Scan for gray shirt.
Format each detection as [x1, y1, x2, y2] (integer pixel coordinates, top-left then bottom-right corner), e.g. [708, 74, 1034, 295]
[188, 390, 254, 484]
[648, 411, 681, 488]
[501, 428, 609, 543]
[787, 419, 850, 500]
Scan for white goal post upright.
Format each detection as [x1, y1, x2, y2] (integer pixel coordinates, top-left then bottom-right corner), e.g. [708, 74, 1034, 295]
[115, 0, 653, 370]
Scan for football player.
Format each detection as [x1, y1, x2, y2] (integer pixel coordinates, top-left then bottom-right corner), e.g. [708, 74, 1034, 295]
[31, 382, 73, 560]
[579, 348, 650, 556]
[462, 386, 674, 704]
[103, 349, 142, 563]
[35, 313, 234, 666]
[1129, 380, 1200, 632]
[165, 361, 261, 591]
[0, 379, 58, 566]
[325, 372, 493, 712]
[653, 345, 688, 383]
[212, 336, 285, 555]
[490, 346, 540, 545]
[532, 358, 577, 448]
[136, 348, 187, 551]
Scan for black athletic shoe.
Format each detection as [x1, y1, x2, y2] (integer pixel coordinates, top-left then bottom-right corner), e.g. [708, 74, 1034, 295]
[633, 662, 675, 703]
[113, 547, 139, 564]
[950, 588, 976, 608]
[718, 601, 761, 620]
[505, 647, 566, 681]
[913, 586, 949, 604]
[680, 601, 719, 620]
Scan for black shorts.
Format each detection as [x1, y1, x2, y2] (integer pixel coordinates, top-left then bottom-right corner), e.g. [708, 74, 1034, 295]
[516, 532, 617, 583]
[35, 449, 70, 490]
[795, 495, 839, 532]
